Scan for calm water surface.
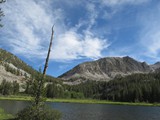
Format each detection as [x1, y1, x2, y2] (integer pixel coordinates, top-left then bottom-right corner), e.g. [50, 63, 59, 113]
[0, 100, 160, 120]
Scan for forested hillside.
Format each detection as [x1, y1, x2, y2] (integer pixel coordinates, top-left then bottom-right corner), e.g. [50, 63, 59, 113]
[0, 48, 61, 94]
[64, 71, 160, 103]
[44, 71, 160, 103]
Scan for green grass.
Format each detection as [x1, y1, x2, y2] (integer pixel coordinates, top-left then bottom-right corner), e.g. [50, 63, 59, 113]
[0, 95, 32, 101]
[0, 95, 160, 107]
[47, 98, 160, 106]
[0, 108, 14, 120]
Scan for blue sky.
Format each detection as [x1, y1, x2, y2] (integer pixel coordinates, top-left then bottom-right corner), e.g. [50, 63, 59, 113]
[1, 0, 160, 77]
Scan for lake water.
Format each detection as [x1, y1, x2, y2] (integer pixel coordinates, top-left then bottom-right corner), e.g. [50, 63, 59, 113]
[0, 100, 160, 120]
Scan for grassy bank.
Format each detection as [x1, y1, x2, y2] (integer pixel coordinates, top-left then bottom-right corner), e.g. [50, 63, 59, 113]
[0, 108, 14, 119]
[47, 98, 160, 106]
[0, 95, 32, 101]
[0, 95, 160, 107]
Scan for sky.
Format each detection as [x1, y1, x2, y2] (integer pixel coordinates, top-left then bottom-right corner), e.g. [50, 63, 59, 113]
[0, 0, 160, 77]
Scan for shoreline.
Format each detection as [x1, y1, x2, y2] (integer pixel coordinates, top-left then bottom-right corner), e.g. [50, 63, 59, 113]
[0, 95, 160, 107]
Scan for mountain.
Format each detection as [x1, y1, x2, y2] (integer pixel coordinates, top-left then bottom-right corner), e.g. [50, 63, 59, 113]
[1, 48, 160, 85]
[0, 48, 59, 84]
[59, 56, 159, 83]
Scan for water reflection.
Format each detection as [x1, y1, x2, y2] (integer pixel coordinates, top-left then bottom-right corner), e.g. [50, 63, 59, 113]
[0, 100, 30, 114]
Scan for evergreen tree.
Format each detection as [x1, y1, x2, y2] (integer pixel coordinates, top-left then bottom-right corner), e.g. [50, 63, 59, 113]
[12, 81, 19, 95]
[0, 79, 12, 95]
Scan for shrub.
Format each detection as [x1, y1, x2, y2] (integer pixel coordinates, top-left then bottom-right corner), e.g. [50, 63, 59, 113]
[13, 104, 61, 120]
[70, 91, 84, 99]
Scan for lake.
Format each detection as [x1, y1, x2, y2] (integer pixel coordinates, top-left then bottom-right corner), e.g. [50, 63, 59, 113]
[0, 100, 160, 120]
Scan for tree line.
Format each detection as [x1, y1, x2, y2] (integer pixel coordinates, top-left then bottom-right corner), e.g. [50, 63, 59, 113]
[64, 71, 160, 103]
[1, 66, 160, 103]
[34, 70, 160, 103]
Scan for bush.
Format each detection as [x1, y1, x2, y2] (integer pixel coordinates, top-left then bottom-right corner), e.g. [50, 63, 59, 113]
[70, 91, 84, 99]
[13, 104, 61, 120]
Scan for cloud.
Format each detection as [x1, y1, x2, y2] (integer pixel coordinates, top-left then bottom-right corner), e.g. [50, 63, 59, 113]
[1, 0, 55, 58]
[51, 2, 109, 61]
[1, 0, 109, 61]
[101, 0, 150, 6]
[139, 3, 160, 59]
[100, 0, 151, 22]
[52, 29, 109, 61]
[85, 3, 98, 30]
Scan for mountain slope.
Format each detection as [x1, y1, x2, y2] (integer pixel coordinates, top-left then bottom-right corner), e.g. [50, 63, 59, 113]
[0, 48, 59, 83]
[0, 48, 34, 83]
[59, 56, 157, 82]
[151, 62, 160, 70]
[0, 48, 36, 75]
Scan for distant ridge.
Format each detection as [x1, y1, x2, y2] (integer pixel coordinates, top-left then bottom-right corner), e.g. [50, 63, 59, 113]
[59, 56, 160, 83]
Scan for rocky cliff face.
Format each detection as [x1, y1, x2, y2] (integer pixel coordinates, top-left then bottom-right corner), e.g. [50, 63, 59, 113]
[59, 56, 158, 82]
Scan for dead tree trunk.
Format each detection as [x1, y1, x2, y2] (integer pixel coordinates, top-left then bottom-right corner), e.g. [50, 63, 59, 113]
[43, 26, 54, 75]
[35, 26, 54, 105]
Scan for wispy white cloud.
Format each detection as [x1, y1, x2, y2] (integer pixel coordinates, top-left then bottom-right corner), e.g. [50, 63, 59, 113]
[1, 0, 55, 58]
[139, 3, 160, 59]
[1, 0, 109, 61]
[85, 3, 98, 30]
[100, 0, 151, 22]
[101, 0, 150, 6]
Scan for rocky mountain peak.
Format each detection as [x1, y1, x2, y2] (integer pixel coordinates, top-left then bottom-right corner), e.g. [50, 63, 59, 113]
[59, 56, 155, 82]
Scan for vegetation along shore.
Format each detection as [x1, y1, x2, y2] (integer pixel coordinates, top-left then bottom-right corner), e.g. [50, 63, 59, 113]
[0, 95, 160, 107]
